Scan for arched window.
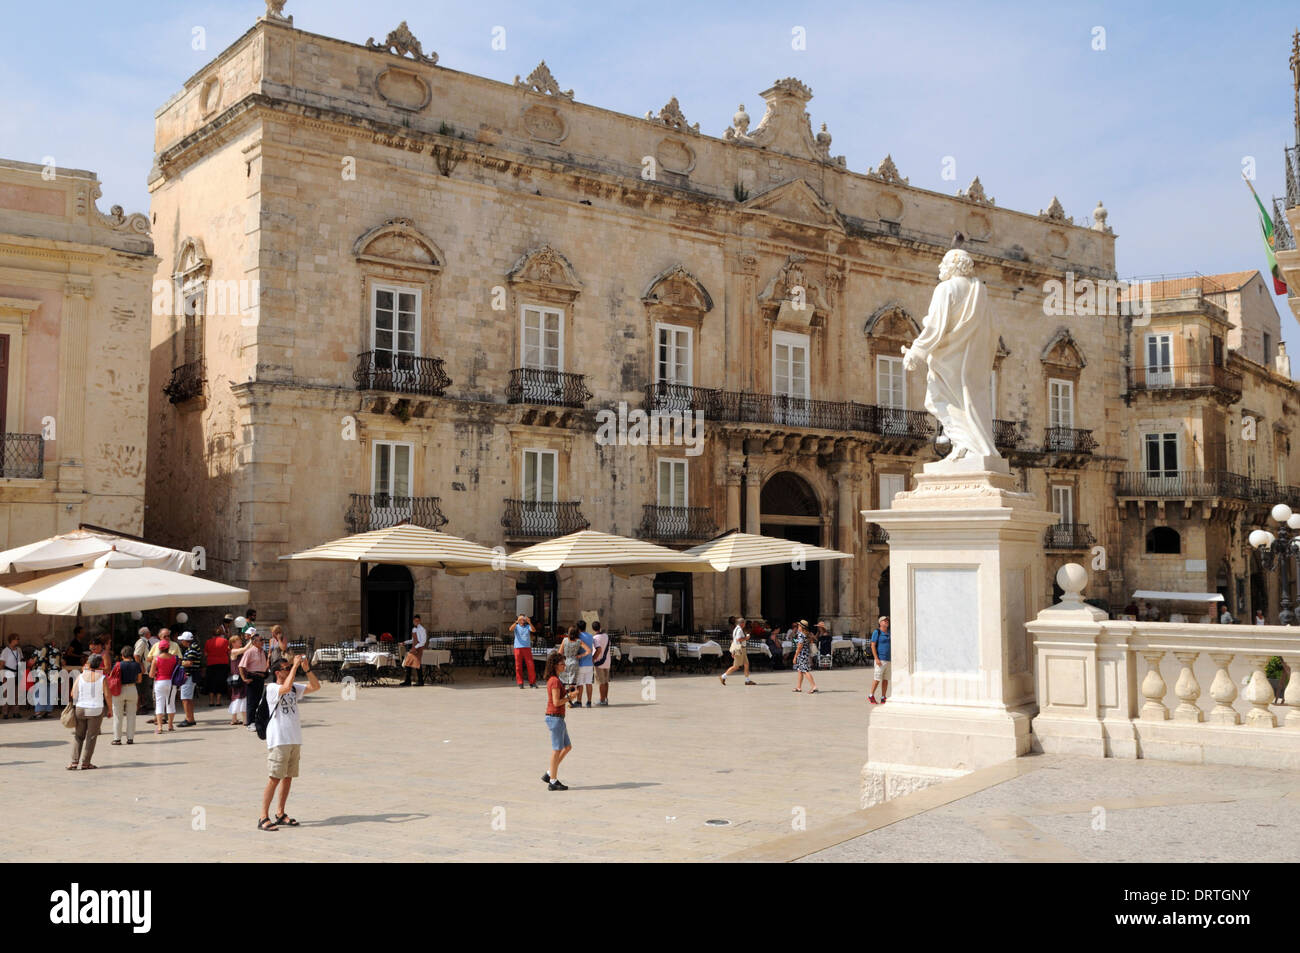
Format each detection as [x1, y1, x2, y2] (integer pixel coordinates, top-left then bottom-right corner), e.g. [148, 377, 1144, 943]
[1145, 526, 1181, 554]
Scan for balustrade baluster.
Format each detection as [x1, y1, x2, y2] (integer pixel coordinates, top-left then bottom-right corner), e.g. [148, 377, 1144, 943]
[1243, 655, 1278, 728]
[1172, 651, 1202, 722]
[1207, 652, 1240, 724]
[1139, 650, 1169, 721]
[1285, 656, 1300, 729]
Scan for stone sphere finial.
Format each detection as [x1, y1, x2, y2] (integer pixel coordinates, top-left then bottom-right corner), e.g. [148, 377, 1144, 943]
[732, 104, 750, 134]
[1056, 563, 1088, 605]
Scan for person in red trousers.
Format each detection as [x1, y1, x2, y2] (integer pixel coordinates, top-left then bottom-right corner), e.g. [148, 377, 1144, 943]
[512, 614, 538, 689]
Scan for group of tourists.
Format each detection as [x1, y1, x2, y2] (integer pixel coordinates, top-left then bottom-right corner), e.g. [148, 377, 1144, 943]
[510, 615, 614, 706]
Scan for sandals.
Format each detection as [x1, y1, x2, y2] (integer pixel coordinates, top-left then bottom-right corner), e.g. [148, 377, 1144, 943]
[792, 688, 802, 693]
[258, 817, 278, 832]
[67, 763, 79, 771]
[274, 813, 299, 827]
[80, 764, 97, 770]
[810, 689, 820, 694]
[111, 740, 122, 745]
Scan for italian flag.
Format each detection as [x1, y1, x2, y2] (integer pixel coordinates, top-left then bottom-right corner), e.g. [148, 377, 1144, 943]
[1245, 175, 1288, 294]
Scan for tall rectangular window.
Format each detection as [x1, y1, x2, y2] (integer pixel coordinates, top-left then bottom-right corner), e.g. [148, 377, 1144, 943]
[521, 306, 563, 371]
[1263, 333, 1273, 365]
[372, 442, 412, 498]
[1143, 432, 1178, 476]
[523, 449, 558, 503]
[772, 331, 810, 399]
[654, 324, 692, 385]
[1048, 379, 1074, 428]
[1145, 333, 1173, 387]
[1050, 484, 1074, 524]
[657, 458, 688, 508]
[878, 473, 905, 509]
[876, 356, 906, 409]
[372, 285, 419, 361]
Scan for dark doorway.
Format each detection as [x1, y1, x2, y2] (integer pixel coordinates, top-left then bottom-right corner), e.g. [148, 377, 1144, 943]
[877, 567, 890, 618]
[758, 472, 822, 627]
[652, 572, 693, 635]
[1251, 570, 1267, 621]
[364, 564, 413, 641]
[515, 571, 558, 642]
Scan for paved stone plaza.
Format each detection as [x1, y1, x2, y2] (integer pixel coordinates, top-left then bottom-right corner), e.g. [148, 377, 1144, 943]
[2, 667, 1298, 862]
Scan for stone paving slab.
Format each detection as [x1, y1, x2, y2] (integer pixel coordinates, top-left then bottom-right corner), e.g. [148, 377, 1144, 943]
[0, 668, 869, 862]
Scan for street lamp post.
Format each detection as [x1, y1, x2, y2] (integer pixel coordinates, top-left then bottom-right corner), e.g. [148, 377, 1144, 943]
[1248, 503, 1300, 625]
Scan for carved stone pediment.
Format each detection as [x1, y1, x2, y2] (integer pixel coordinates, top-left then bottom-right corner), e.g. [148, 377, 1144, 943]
[365, 21, 437, 64]
[642, 264, 713, 313]
[515, 61, 573, 100]
[1039, 196, 1073, 225]
[1041, 327, 1086, 368]
[757, 254, 830, 326]
[175, 236, 210, 284]
[742, 179, 844, 233]
[353, 218, 443, 272]
[958, 176, 994, 206]
[864, 304, 920, 342]
[507, 244, 581, 298]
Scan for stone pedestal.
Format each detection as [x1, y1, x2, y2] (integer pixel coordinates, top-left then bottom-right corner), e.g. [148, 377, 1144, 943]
[859, 455, 1058, 805]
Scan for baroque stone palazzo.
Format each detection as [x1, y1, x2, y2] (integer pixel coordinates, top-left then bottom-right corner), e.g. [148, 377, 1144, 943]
[146, 8, 1128, 640]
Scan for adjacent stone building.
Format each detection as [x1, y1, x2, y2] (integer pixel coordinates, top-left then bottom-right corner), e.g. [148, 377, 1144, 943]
[145, 8, 1155, 642]
[0, 158, 156, 637]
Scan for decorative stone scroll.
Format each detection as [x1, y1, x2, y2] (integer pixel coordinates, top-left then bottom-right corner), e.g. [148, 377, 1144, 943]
[646, 97, 699, 134]
[514, 61, 573, 100]
[264, 0, 291, 23]
[758, 254, 830, 326]
[365, 21, 437, 64]
[98, 205, 150, 236]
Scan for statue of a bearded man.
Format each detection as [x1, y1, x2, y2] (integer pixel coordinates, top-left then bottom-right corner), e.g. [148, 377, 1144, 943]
[901, 248, 999, 463]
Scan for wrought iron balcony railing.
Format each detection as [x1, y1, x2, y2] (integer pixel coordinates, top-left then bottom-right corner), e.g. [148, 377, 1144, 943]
[1043, 523, 1095, 550]
[345, 493, 448, 534]
[867, 524, 890, 546]
[637, 505, 718, 541]
[1123, 363, 1243, 400]
[354, 351, 451, 397]
[1117, 470, 1253, 499]
[508, 368, 592, 408]
[994, 419, 1023, 450]
[502, 499, 589, 538]
[0, 433, 44, 479]
[1043, 427, 1097, 454]
[643, 383, 933, 439]
[163, 360, 205, 403]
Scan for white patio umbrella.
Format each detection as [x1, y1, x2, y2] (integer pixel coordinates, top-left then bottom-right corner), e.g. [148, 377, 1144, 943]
[278, 523, 534, 573]
[0, 586, 34, 615]
[9, 552, 249, 616]
[509, 529, 714, 577]
[0, 529, 195, 575]
[682, 530, 853, 571]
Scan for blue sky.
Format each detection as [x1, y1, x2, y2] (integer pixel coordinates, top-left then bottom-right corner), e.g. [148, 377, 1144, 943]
[2, 0, 1296, 337]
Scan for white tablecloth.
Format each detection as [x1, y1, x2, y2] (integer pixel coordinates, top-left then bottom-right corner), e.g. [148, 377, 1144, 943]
[740, 641, 772, 658]
[312, 648, 398, 667]
[418, 649, 452, 667]
[623, 645, 669, 663]
[831, 638, 853, 653]
[671, 641, 722, 659]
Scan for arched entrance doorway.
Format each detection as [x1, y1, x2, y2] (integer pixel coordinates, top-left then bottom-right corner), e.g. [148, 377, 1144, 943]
[363, 565, 413, 641]
[759, 471, 821, 627]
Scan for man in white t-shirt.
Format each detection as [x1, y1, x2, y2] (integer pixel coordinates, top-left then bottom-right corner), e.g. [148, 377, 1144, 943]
[590, 621, 613, 706]
[258, 655, 320, 832]
[402, 614, 429, 687]
[720, 616, 757, 686]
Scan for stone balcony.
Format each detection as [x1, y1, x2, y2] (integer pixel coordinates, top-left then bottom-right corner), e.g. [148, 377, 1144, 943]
[345, 493, 448, 534]
[1122, 362, 1243, 404]
[0, 433, 44, 479]
[501, 499, 589, 539]
[637, 505, 718, 542]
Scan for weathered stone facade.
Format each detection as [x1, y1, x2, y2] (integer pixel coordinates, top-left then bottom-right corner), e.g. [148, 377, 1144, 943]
[146, 13, 1139, 640]
[0, 158, 156, 638]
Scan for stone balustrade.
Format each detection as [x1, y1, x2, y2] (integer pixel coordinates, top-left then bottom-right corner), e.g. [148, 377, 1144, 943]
[1027, 564, 1300, 770]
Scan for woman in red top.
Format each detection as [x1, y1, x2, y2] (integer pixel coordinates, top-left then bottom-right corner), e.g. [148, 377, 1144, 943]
[541, 653, 576, 791]
[203, 626, 231, 707]
[150, 641, 180, 734]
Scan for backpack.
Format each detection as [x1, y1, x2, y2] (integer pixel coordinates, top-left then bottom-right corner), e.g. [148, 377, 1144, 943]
[254, 688, 289, 741]
[170, 656, 187, 686]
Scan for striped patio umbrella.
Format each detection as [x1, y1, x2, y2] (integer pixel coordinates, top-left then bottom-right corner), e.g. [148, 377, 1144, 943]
[0, 529, 196, 575]
[509, 530, 714, 577]
[683, 530, 853, 571]
[10, 552, 249, 616]
[279, 523, 534, 573]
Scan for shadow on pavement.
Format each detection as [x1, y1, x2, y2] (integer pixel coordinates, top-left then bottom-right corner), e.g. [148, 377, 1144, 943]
[567, 781, 661, 791]
[0, 739, 64, 748]
[299, 812, 429, 827]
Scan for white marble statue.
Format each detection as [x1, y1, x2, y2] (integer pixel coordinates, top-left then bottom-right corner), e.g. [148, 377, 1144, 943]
[900, 249, 999, 462]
